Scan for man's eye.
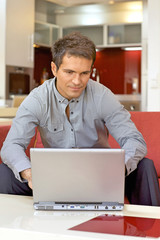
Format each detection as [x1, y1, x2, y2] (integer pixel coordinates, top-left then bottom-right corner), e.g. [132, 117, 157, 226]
[82, 72, 90, 75]
[67, 71, 73, 74]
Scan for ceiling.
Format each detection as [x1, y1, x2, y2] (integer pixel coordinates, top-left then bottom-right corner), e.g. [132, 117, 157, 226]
[35, 0, 142, 21]
[45, 0, 140, 7]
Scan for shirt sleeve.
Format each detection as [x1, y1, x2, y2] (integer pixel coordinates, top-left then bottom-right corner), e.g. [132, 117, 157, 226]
[0, 94, 42, 182]
[100, 88, 147, 175]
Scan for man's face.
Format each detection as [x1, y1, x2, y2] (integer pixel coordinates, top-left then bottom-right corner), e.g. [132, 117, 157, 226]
[51, 54, 92, 100]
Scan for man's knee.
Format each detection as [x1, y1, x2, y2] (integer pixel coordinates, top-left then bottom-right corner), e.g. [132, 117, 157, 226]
[0, 163, 32, 196]
[0, 163, 13, 180]
[137, 158, 155, 173]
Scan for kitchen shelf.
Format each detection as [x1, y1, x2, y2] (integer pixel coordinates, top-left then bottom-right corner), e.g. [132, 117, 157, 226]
[34, 21, 141, 48]
[63, 23, 141, 47]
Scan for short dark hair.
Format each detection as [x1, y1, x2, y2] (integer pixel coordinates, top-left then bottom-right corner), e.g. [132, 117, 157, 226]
[51, 32, 96, 69]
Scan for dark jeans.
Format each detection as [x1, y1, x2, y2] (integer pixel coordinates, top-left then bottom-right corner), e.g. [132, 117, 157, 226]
[0, 163, 32, 196]
[125, 158, 160, 206]
[0, 158, 160, 206]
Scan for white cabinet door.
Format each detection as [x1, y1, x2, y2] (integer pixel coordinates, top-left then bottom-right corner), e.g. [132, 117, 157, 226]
[6, 0, 34, 68]
[107, 23, 141, 45]
[34, 21, 60, 47]
[63, 25, 104, 46]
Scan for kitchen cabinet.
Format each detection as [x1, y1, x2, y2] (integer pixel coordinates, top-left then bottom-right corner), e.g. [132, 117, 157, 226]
[6, 0, 35, 68]
[34, 21, 61, 47]
[34, 22, 141, 48]
[62, 23, 141, 48]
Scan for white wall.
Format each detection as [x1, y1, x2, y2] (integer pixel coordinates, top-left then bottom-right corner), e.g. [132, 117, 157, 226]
[141, 0, 148, 111]
[0, 0, 6, 99]
[147, 0, 160, 111]
[0, 0, 35, 99]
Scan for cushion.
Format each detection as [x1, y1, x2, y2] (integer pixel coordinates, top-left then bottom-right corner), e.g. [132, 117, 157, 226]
[109, 111, 160, 178]
[130, 112, 160, 177]
[0, 125, 37, 163]
[34, 130, 44, 148]
[0, 125, 11, 163]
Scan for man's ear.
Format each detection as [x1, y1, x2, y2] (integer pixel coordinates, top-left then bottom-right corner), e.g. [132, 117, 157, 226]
[51, 62, 57, 77]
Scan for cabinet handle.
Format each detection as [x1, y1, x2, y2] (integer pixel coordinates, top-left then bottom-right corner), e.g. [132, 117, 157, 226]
[28, 34, 34, 64]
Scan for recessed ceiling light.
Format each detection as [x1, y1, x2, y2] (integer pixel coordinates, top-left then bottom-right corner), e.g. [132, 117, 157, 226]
[122, 47, 142, 51]
[54, 9, 64, 14]
[108, 0, 115, 4]
[33, 44, 40, 48]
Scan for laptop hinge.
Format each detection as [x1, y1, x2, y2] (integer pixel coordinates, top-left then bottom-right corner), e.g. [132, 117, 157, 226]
[34, 201, 124, 211]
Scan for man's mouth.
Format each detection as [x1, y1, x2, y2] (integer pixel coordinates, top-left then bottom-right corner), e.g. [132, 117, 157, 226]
[69, 86, 82, 91]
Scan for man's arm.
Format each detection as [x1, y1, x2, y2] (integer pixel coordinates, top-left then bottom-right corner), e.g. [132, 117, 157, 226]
[106, 107, 147, 175]
[99, 88, 147, 176]
[1, 94, 41, 182]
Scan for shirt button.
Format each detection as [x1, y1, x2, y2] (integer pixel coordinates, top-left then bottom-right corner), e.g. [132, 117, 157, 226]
[71, 112, 73, 114]
[71, 128, 73, 131]
[54, 128, 57, 131]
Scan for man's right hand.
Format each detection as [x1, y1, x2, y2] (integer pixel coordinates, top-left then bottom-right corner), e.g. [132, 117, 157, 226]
[20, 168, 32, 189]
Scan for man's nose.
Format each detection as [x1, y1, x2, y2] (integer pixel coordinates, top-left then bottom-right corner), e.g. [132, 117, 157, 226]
[72, 74, 81, 85]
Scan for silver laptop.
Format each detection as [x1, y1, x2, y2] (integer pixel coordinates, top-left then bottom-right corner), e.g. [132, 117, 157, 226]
[30, 148, 125, 211]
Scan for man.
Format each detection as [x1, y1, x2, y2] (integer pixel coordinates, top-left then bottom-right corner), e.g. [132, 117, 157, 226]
[0, 32, 160, 205]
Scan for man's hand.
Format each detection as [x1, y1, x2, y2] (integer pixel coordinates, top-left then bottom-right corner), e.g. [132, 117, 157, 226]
[20, 168, 32, 189]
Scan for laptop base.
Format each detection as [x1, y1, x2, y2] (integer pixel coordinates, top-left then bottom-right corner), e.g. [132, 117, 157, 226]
[34, 202, 124, 211]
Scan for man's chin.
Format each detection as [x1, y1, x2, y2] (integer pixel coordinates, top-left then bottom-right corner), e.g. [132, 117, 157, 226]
[68, 91, 82, 100]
